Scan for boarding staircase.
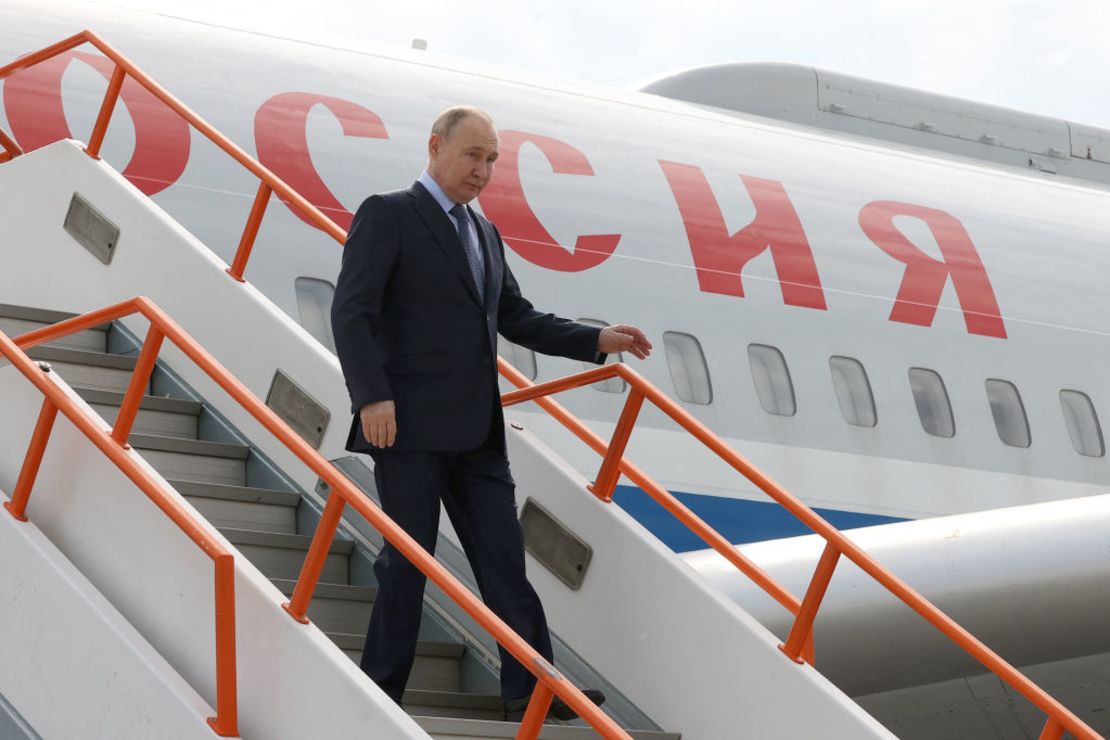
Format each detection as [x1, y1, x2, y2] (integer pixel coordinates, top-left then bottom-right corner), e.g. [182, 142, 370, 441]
[0, 29, 1102, 740]
[0, 302, 679, 739]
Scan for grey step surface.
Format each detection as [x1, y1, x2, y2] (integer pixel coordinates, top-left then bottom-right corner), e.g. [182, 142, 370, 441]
[271, 578, 374, 635]
[75, 387, 201, 440]
[220, 527, 352, 583]
[133, 434, 249, 486]
[0, 304, 109, 353]
[328, 633, 465, 693]
[414, 715, 682, 740]
[26, 346, 139, 393]
[170, 479, 298, 534]
[403, 690, 505, 721]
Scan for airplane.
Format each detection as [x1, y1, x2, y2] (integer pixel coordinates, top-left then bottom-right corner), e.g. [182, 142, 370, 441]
[2, 1, 1108, 738]
[1, 0, 1109, 554]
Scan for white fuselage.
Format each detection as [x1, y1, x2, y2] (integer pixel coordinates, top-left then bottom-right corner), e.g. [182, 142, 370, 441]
[2, 0, 1108, 550]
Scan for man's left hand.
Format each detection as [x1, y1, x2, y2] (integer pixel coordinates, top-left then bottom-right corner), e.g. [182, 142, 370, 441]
[598, 324, 652, 360]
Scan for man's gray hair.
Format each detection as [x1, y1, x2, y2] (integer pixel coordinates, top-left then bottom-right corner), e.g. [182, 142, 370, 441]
[431, 106, 494, 140]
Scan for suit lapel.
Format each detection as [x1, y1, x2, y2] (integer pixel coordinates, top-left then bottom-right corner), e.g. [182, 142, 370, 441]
[408, 182, 483, 306]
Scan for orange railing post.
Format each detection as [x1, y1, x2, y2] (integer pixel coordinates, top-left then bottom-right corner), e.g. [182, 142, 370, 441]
[227, 182, 273, 282]
[111, 323, 165, 446]
[283, 489, 346, 624]
[1041, 719, 1065, 740]
[209, 553, 239, 737]
[0, 125, 23, 163]
[86, 64, 126, 160]
[589, 388, 644, 501]
[4, 396, 59, 522]
[780, 542, 841, 663]
[517, 683, 554, 740]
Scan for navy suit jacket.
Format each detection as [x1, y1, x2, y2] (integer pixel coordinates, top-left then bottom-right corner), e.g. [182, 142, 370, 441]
[332, 181, 604, 452]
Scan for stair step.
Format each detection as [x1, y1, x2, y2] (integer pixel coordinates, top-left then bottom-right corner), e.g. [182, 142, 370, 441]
[271, 578, 374, 634]
[74, 387, 203, 415]
[76, 387, 201, 439]
[0, 304, 109, 353]
[414, 715, 681, 740]
[220, 528, 351, 582]
[403, 690, 505, 722]
[327, 633, 464, 692]
[170, 479, 298, 534]
[24, 345, 138, 393]
[132, 434, 248, 486]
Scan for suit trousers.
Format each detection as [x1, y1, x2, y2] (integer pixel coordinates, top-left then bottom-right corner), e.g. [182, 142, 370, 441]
[360, 428, 553, 704]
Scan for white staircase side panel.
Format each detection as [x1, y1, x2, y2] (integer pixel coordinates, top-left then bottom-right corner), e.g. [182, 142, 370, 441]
[0, 488, 213, 739]
[505, 425, 893, 740]
[0, 367, 427, 739]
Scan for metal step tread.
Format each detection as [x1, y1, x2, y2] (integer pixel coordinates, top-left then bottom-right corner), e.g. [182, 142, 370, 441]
[412, 715, 681, 740]
[74, 387, 202, 415]
[271, 578, 374, 601]
[0, 303, 111, 329]
[403, 690, 502, 712]
[130, 433, 249, 459]
[26, 345, 137, 371]
[326, 632, 464, 659]
[168, 479, 299, 508]
[219, 527, 354, 554]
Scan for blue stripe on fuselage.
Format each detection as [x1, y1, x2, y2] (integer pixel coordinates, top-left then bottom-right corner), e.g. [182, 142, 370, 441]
[612, 485, 907, 552]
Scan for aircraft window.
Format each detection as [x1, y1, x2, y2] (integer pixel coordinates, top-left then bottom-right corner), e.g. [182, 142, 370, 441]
[908, 368, 954, 438]
[497, 336, 537, 381]
[985, 379, 1030, 448]
[577, 319, 626, 394]
[663, 332, 712, 405]
[294, 277, 336, 353]
[748, 344, 794, 416]
[1060, 390, 1105, 457]
[829, 356, 876, 427]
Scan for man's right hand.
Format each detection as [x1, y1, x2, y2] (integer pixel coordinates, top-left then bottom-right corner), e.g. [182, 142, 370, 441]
[360, 400, 397, 448]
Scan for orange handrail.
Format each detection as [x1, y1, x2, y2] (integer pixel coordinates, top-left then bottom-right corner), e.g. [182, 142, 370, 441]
[0, 125, 22, 163]
[498, 360, 1103, 740]
[0, 31, 345, 281]
[9, 298, 630, 740]
[0, 329, 238, 736]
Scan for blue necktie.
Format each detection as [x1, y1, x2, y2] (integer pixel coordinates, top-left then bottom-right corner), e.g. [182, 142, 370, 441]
[450, 203, 485, 297]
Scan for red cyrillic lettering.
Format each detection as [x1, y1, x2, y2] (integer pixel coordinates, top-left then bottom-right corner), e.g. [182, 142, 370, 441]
[859, 201, 1006, 338]
[255, 92, 388, 232]
[659, 161, 826, 309]
[479, 131, 620, 272]
[3, 51, 190, 196]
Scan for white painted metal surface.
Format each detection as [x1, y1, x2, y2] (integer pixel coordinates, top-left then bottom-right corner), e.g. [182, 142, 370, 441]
[0, 479, 214, 739]
[642, 63, 1110, 187]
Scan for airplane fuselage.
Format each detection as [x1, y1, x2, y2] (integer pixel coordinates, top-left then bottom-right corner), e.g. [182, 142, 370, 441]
[2, 0, 1108, 549]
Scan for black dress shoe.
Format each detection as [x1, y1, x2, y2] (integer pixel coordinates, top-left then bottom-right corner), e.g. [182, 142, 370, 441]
[503, 688, 606, 722]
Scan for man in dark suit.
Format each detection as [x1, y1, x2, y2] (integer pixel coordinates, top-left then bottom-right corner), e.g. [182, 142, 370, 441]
[331, 106, 651, 721]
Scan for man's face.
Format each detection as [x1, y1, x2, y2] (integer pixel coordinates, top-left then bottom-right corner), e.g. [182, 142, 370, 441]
[427, 115, 499, 204]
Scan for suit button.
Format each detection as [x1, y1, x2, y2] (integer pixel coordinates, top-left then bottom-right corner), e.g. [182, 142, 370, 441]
[482, 356, 490, 365]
